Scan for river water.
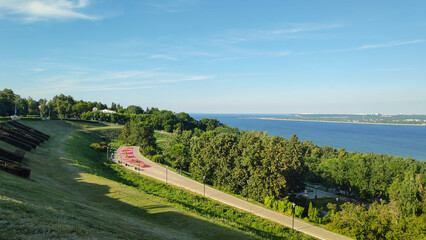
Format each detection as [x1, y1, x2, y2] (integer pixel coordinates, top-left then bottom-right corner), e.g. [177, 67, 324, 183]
[191, 114, 426, 161]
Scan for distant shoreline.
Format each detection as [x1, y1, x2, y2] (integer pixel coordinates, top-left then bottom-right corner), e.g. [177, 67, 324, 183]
[249, 117, 426, 126]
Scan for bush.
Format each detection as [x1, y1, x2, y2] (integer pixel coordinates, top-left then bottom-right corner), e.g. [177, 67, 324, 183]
[295, 206, 305, 218]
[264, 196, 275, 208]
[307, 202, 319, 223]
[90, 142, 107, 152]
[152, 155, 164, 163]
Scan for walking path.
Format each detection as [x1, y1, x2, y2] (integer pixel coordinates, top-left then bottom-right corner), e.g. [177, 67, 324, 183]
[114, 146, 352, 240]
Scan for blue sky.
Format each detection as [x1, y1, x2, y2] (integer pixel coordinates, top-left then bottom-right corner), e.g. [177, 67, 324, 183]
[0, 0, 425, 114]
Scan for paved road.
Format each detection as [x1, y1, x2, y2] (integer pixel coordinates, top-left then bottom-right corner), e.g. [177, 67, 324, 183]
[114, 146, 352, 240]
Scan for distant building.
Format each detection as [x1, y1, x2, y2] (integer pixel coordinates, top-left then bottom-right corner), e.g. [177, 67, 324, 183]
[92, 107, 98, 112]
[100, 109, 116, 114]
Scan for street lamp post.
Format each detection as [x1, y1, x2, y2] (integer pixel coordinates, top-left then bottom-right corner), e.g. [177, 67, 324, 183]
[180, 160, 182, 189]
[246, 179, 249, 201]
[315, 188, 317, 199]
[292, 203, 296, 230]
[203, 175, 206, 197]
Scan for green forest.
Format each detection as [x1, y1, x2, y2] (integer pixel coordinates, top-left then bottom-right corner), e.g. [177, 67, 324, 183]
[1, 88, 425, 239]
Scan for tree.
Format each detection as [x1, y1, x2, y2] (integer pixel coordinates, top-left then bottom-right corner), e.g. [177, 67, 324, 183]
[127, 122, 157, 156]
[72, 102, 90, 116]
[126, 105, 143, 115]
[284, 134, 305, 192]
[169, 129, 192, 147]
[389, 172, 423, 217]
[39, 99, 49, 118]
[167, 144, 190, 170]
[52, 94, 74, 119]
[110, 102, 117, 111]
[198, 118, 221, 131]
[0, 88, 16, 116]
[27, 97, 38, 115]
[119, 121, 131, 143]
[17, 97, 28, 116]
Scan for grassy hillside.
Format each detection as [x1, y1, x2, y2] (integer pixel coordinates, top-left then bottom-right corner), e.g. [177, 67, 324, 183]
[0, 120, 312, 240]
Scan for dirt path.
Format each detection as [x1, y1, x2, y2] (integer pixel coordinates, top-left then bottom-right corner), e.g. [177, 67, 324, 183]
[115, 146, 352, 240]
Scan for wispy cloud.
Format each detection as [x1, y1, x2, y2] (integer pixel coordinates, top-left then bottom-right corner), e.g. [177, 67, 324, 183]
[21, 68, 213, 95]
[268, 24, 342, 35]
[0, 0, 97, 22]
[207, 57, 242, 62]
[145, 0, 198, 13]
[149, 54, 177, 61]
[296, 39, 425, 55]
[207, 23, 343, 45]
[356, 40, 424, 50]
[31, 68, 46, 72]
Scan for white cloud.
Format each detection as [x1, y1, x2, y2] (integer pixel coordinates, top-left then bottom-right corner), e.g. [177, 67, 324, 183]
[268, 24, 342, 35]
[145, 0, 198, 13]
[31, 68, 46, 72]
[207, 57, 241, 62]
[209, 23, 343, 44]
[149, 54, 177, 61]
[356, 40, 424, 50]
[21, 68, 213, 95]
[296, 39, 425, 55]
[0, 0, 97, 21]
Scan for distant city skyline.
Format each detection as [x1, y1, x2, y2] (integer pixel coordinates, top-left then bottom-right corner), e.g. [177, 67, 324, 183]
[0, 0, 425, 114]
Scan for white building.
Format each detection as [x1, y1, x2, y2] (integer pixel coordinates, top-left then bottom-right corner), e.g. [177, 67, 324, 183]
[100, 109, 116, 114]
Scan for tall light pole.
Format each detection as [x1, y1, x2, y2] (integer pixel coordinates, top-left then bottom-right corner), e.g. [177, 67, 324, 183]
[292, 203, 296, 231]
[246, 179, 249, 201]
[203, 175, 206, 197]
[180, 160, 182, 189]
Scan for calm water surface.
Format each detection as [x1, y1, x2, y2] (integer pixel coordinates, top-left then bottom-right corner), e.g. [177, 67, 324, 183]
[191, 114, 426, 161]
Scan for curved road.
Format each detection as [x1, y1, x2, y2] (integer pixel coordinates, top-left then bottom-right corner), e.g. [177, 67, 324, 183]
[115, 146, 352, 240]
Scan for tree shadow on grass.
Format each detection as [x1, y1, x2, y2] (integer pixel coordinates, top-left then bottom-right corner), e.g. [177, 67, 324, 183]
[69, 175, 256, 240]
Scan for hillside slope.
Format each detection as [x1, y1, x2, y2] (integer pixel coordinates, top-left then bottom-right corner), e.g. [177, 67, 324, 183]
[0, 121, 258, 240]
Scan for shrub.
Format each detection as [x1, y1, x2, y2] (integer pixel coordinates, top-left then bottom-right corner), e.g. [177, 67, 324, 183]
[152, 155, 164, 163]
[308, 202, 319, 223]
[295, 206, 305, 218]
[90, 142, 107, 152]
[264, 196, 274, 208]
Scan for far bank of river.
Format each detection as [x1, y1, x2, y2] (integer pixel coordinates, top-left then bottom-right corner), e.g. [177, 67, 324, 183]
[254, 117, 426, 126]
[191, 114, 426, 161]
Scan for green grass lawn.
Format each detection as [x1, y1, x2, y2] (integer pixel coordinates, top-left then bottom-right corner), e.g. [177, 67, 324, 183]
[0, 120, 313, 240]
[154, 131, 172, 153]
